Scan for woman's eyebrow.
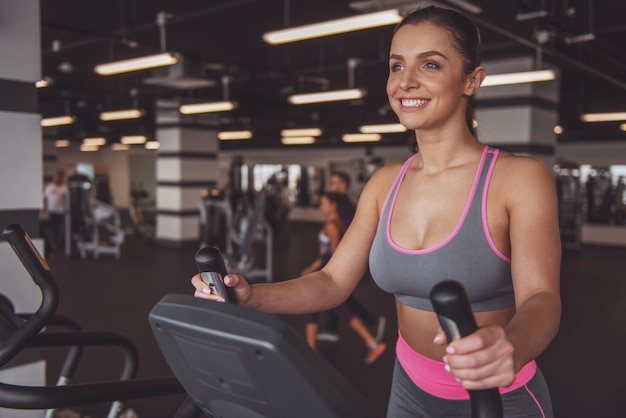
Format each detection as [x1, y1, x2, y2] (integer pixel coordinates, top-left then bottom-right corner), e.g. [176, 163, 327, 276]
[389, 51, 448, 60]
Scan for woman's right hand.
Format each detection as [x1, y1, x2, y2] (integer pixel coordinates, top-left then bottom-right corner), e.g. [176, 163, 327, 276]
[191, 273, 252, 304]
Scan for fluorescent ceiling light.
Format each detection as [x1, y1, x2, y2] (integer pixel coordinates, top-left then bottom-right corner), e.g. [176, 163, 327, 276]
[217, 130, 253, 140]
[481, 70, 556, 87]
[179, 101, 238, 114]
[580, 112, 626, 122]
[281, 136, 316, 145]
[121, 135, 148, 145]
[111, 143, 130, 151]
[145, 141, 160, 150]
[263, 9, 402, 44]
[359, 123, 406, 133]
[41, 115, 76, 127]
[55, 139, 71, 148]
[342, 133, 381, 143]
[83, 137, 107, 146]
[94, 52, 179, 76]
[281, 128, 323, 137]
[288, 88, 366, 105]
[80, 144, 99, 152]
[100, 109, 144, 121]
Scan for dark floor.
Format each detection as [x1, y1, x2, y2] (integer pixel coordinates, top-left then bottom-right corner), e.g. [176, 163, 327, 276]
[25, 222, 626, 417]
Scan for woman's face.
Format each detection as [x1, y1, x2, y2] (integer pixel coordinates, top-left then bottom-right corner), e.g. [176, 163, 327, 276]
[386, 22, 473, 132]
[319, 196, 336, 217]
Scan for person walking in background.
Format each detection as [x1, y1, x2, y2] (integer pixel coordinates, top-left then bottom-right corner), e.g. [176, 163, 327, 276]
[301, 191, 386, 364]
[43, 171, 67, 251]
[194, 6, 560, 417]
[317, 170, 386, 344]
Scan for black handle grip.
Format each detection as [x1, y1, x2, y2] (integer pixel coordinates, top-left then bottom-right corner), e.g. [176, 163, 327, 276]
[194, 246, 237, 304]
[430, 280, 503, 418]
[3, 224, 54, 289]
[0, 224, 59, 367]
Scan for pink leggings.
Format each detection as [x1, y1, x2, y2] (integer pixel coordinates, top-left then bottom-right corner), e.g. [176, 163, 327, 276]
[390, 333, 552, 417]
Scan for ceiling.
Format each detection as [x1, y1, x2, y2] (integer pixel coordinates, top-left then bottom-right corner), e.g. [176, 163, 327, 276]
[39, 0, 626, 150]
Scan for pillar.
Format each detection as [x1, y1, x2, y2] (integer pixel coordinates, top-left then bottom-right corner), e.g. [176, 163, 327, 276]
[0, 0, 47, 416]
[475, 56, 560, 164]
[155, 99, 221, 246]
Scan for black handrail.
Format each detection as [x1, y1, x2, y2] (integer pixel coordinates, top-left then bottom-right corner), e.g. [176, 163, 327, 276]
[1, 224, 58, 367]
[0, 224, 186, 411]
[430, 280, 504, 418]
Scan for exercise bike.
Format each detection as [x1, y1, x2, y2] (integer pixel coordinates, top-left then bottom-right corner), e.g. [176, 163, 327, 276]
[149, 246, 504, 418]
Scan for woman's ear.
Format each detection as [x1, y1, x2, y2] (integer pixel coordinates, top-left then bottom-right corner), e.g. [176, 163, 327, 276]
[464, 65, 487, 96]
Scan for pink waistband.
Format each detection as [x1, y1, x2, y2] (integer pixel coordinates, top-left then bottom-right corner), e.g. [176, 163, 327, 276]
[396, 332, 536, 400]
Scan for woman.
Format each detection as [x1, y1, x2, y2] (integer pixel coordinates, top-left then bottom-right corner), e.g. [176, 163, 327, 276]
[193, 6, 561, 417]
[301, 192, 386, 364]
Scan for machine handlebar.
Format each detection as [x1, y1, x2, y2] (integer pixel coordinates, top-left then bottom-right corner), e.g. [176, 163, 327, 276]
[430, 280, 504, 418]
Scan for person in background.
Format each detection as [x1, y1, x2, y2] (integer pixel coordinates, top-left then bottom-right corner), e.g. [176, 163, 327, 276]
[43, 171, 67, 251]
[193, 6, 560, 417]
[301, 191, 386, 364]
[317, 170, 386, 344]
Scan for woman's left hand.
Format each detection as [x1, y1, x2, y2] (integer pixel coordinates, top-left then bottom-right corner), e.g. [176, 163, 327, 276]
[437, 325, 516, 390]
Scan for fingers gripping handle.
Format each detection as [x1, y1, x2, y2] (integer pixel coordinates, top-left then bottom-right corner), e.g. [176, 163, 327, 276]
[194, 246, 237, 304]
[429, 280, 503, 418]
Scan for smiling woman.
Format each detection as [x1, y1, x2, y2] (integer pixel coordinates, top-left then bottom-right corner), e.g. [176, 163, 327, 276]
[191, 5, 562, 418]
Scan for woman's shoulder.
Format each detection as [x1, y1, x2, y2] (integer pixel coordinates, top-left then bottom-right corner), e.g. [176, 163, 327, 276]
[495, 150, 553, 179]
[367, 161, 405, 189]
[357, 161, 406, 211]
[493, 150, 556, 198]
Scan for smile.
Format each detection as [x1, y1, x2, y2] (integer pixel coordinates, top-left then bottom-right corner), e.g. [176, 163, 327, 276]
[400, 98, 430, 107]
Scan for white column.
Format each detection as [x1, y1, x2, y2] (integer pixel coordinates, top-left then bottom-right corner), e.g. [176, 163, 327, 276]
[155, 99, 220, 246]
[476, 56, 560, 165]
[0, 1, 48, 417]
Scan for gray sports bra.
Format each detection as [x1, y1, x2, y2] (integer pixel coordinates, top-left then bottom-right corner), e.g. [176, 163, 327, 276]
[369, 146, 514, 312]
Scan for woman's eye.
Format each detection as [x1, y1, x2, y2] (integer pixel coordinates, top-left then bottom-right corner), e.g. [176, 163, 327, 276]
[390, 63, 404, 72]
[424, 62, 440, 70]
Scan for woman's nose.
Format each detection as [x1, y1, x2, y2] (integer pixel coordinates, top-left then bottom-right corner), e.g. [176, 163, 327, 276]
[400, 71, 419, 90]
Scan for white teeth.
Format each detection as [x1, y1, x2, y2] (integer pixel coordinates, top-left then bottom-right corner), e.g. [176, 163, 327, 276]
[401, 99, 429, 107]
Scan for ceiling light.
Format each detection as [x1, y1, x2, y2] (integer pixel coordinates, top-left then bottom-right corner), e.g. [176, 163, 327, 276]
[620, 123, 626, 132]
[288, 88, 366, 105]
[179, 101, 238, 114]
[359, 123, 406, 133]
[80, 144, 99, 152]
[83, 137, 107, 146]
[580, 112, 626, 122]
[281, 136, 316, 145]
[111, 143, 130, 151]
[217, 130, 253, 140]
[36, 77, 53, 88]
[94, 52, 179, 76]
[145, 141, 160, 150]
[342, 133, 381, 143]
[100, 109, 144, 121]
[263, 9, 402, 45]
[41, 115, 76, 127]
[481, 70, 556, 87]
[281, 128, 323, 137]
[121, 135, 147, 145]
[55, 139, 71, 148]
[553, 125, 563, 135]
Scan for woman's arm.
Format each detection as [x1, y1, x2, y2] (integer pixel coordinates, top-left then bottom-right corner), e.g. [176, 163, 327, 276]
[191, 165, 399, 315]
[504, 156, 562, 371]
[444, 155, 561, 389]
